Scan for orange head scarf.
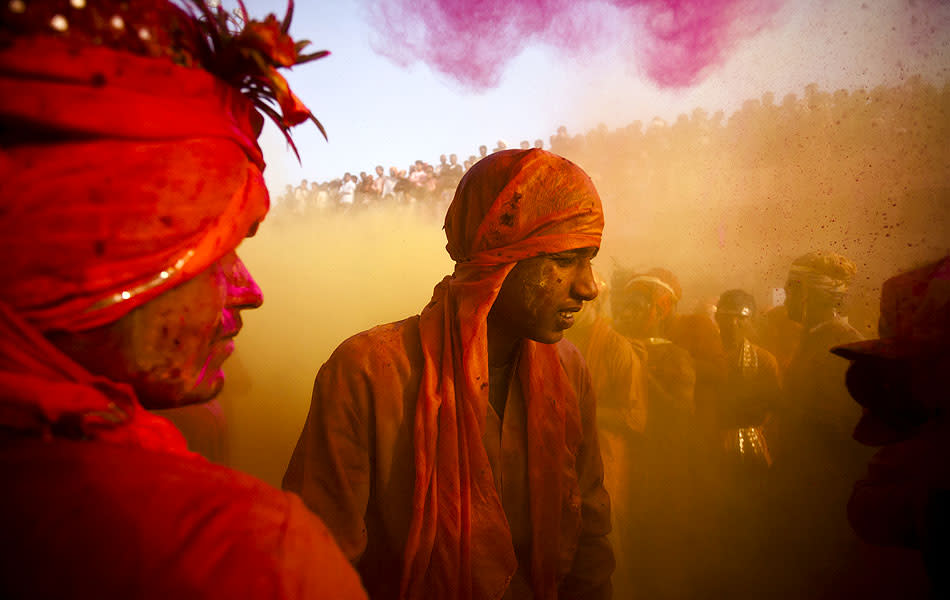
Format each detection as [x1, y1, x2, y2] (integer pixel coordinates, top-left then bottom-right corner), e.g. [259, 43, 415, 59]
[0, 1, 317, 451]
[403, 149, 604, 600]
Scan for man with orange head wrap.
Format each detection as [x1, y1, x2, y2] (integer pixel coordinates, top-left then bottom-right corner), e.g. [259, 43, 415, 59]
[284, 149, 614, 599]
[0, 2, 365, 598]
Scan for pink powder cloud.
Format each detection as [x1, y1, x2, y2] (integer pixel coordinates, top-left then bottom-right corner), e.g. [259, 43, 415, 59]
[367, 0, 786, 90]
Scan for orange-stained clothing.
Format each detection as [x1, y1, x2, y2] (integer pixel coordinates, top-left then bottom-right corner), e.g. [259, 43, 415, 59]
[784, 317, 864, 450]
[566, 316, 646, 600]
[568, 317, 647, 435]
[756, 305, 802, 374]
[283, 316, 613, 600]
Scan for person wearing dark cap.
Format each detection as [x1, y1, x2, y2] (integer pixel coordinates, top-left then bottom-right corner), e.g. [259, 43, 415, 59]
[833, 255, 950, 597]
[0, 2, 365, 598]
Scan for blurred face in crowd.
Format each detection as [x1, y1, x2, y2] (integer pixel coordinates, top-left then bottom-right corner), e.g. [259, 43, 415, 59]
[51, 249, 263, 409]
[489, 247, 599, 345]
[615, 284, 668, 339]
[716, 304, 754, 350]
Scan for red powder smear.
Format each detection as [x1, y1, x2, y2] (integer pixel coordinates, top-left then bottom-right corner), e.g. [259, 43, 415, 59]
[367, 0, 785, 90]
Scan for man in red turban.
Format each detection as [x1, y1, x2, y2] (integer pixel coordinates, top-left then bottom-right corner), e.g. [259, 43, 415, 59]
[283, 149, 614, 599]
[0, 2, 365, 598]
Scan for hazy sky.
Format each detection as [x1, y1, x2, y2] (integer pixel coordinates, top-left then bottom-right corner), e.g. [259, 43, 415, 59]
[236, 0, 950, 190]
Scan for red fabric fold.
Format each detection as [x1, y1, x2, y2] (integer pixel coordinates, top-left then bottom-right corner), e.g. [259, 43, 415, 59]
[401, 149, 603, 600]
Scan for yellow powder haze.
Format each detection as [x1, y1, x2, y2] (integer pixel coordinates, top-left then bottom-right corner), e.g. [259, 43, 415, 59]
[219, 82, 949, 488]
[220, 209, 452, 485]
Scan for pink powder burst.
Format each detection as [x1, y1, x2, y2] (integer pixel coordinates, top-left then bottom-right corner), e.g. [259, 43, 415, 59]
[367, 0, 786, 91]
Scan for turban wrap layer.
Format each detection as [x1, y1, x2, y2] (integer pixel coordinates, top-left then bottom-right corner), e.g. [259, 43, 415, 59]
[0, 34, 269, 451]
[401, 149, 604, 600]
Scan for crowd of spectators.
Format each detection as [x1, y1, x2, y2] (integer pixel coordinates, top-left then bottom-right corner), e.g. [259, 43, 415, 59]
[273, 77, 948, 334]
[275, 140, 545, 218]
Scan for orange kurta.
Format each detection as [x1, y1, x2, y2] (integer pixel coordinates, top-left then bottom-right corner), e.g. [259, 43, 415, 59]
[285, 149, 612, 600]
[283, 316, 613, 599]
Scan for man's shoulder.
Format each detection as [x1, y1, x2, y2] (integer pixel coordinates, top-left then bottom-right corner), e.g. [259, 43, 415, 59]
[325, 315, 422, 375]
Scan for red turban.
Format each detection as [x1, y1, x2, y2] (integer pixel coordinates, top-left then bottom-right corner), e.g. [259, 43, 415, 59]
[402, 149, 604, 600]
[0, 2, 312, 451]
[0, 35, 268, 333]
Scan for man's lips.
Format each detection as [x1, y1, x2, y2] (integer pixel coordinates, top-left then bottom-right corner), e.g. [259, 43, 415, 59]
[556, 305, 582, 327]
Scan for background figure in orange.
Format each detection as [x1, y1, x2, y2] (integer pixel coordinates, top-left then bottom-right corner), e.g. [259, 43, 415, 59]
[283, 149, 614, 600]
[566, 272, 647, 600]
[613, 268, 696, 599]
[756, 303, 803, 375]
[667, 296, 728, 590]
[771, 250, 922, 597]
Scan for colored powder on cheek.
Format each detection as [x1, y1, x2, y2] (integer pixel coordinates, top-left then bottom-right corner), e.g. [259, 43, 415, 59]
[522, 264, 558, 318]
[367, 0, 786, 90]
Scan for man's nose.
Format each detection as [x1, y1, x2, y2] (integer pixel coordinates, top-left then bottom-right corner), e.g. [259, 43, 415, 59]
[572, 261, 598, 302]
[223, 252, 263, 310]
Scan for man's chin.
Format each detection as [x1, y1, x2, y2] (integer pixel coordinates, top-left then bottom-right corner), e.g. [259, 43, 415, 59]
[533, 330, 565, 345]
[146, 374, 225, 410]
[184, 372, 225, 405]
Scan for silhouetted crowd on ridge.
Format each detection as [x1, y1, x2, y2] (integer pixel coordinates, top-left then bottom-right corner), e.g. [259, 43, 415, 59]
[275, 139, 544, 218]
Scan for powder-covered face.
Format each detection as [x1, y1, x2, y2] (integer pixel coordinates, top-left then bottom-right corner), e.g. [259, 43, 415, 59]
[716, 306, 754, 350]
[615, 287, 656, 339]
[489, 247, 599, 344]
[99, 250, 262, 408]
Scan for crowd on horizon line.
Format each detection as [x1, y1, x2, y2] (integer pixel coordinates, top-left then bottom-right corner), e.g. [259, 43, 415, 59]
[275, 139, 546, 218]
[274, 75, 948, 224]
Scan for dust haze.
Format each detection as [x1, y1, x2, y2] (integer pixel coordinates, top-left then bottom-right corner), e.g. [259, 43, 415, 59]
[218, 74, 948, 487]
